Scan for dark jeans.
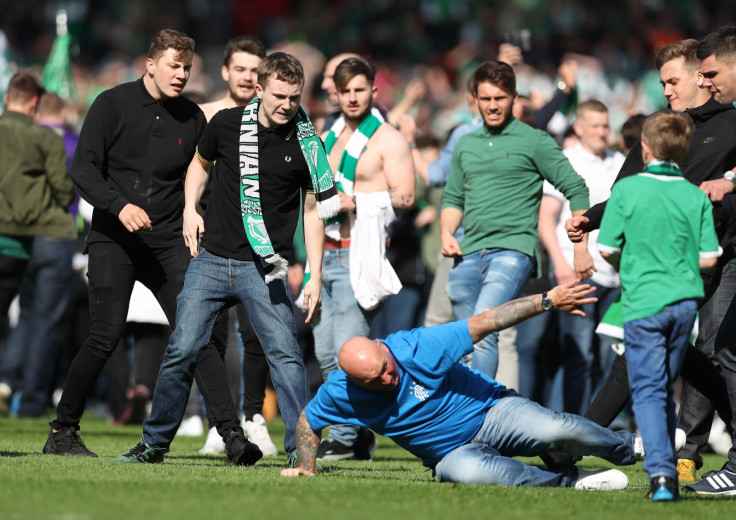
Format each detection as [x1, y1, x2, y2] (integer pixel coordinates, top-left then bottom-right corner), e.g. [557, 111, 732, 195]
[714, 263, 736, 472]
[52, 241, 238, 433]
[557, 281, 620, 415]
[0, 237, 76, 416]
[0, 253, 29, 316]
[516, 304, 560, 406]
[677, 262, 735, 467]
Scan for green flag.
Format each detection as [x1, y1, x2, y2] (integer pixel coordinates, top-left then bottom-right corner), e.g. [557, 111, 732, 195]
[0, 29, 17, 114]
[42, 10, 75, 101]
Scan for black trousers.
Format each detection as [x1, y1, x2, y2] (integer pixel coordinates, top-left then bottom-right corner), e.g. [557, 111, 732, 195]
[584, 345, 731, 431]
[52, 241, 238, 432]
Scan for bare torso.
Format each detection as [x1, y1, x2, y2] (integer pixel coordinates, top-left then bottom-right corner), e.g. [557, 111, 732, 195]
[326, 123, 397, 238]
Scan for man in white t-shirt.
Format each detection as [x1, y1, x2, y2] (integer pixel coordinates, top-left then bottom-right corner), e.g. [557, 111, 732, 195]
[539, 100, 625, 415]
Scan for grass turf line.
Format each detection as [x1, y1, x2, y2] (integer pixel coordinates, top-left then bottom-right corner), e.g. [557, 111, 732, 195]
[1, 416, 734, 520]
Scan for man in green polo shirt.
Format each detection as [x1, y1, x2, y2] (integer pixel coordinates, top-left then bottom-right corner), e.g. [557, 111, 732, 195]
[440, 60, 589, 378]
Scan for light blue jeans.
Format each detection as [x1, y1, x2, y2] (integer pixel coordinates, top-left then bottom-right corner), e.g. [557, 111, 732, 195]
[312, 246, 381, 446]
[142, 249, 309, 454]
[624, 299, 697, 480]
[446, 249, 535, 377]
[434, 394, 637, 486]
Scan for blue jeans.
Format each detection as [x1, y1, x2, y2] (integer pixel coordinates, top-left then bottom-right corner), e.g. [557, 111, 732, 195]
[516, 305, 559, 406]
[624, 299, 697, 479]
[434, 394, 637, 486]
[446, 249, 534, 377]
[557, 281, 620, 415]
[0, 237, 75, 416]
[142, 249, 309, 454]
[312, 246, 381, 446]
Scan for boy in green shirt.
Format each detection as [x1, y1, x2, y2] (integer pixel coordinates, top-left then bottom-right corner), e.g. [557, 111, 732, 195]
[598, 110, 721, 501]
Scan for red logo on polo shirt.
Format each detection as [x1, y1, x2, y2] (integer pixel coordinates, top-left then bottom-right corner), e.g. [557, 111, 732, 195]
[178, 138, 182, 145]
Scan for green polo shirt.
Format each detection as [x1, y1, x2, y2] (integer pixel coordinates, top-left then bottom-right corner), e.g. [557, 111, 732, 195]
[442, 117, 588, 275]
[597, 161, 721, 322]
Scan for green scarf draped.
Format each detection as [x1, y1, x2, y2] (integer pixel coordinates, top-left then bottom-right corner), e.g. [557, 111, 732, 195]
[322, 108, 383, 240]
[239, 98, 339, 283]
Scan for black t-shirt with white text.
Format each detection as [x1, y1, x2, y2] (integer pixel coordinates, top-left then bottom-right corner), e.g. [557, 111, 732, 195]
[196, 106, 313, 261]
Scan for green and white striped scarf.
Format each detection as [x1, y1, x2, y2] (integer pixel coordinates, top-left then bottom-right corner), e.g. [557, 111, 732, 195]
[322, 107, 383, 240]
[641, 159, 682, 177]
[239, 97, 339, 283]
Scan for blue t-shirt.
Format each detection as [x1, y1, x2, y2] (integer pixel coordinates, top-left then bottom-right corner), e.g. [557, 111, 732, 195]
[305, 320, 507, 467]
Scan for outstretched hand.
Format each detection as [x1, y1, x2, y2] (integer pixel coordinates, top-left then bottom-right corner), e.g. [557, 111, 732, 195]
[548, 280, 597, 317]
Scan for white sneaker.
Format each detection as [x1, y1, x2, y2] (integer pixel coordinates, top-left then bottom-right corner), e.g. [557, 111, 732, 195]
[0, 382, 12, 414]
[241, 414, 278, 456]
[176, 415, 204, 437]
[634, 428, 687, 460]
[708, 414, 731, 456]
[199, 426, 226, 454]
[575, 468, 629, 490]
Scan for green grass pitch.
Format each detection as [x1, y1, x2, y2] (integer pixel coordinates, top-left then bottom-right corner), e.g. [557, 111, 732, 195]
[1, 416, 734, 519]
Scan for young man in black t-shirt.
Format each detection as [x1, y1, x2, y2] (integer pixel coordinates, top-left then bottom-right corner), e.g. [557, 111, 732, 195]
[117, 52, 326, 466]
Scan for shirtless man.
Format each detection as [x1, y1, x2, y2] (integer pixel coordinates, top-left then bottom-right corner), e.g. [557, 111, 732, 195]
[320, 52, 361, 131]
[200, 36, 265, 121]
[312, 57, 415, 461]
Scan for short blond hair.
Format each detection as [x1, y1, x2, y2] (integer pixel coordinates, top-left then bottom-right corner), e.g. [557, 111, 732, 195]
[257, 52, 304, 88]
[641, 110, 694, 163]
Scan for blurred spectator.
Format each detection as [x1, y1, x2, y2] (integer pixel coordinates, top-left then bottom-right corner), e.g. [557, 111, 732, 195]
[539, 100, 624, 415]
[0, 91, 78, 417]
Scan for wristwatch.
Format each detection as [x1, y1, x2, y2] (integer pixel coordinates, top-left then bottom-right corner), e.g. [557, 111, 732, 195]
[724, 171, 736, 189]
[541, 292, 554, 311]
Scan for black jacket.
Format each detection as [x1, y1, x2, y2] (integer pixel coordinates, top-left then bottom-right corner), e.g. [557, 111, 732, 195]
[585, 97, 736, 233]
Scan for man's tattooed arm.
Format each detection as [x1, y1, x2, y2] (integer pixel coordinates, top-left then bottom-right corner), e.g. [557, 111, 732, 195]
[388, 188, 415, 210]
[466, 281, 597, 343]
[294, 408, 321, 473]
[467, 295, 541, 343]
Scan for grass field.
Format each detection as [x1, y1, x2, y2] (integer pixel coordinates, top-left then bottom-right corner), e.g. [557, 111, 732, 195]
[1, 415, 734, 520]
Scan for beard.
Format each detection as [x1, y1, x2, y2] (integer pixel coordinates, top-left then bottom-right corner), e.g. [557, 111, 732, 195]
[342, 103, 372, 124]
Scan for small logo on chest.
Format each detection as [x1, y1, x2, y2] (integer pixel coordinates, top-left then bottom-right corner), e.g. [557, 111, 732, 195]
[285, 155, 292, 162]
[410, 381, 430, 402]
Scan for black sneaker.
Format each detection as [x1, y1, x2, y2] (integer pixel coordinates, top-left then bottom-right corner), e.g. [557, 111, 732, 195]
[316, 437, 354, 461]
[115, 441, 165, 463]
[42, 427, 97, 457]
[683, 467, 736, 495]
[353, 428, 378, 461]
[223, 427, 263, 466]
[648, 476, 679, 502]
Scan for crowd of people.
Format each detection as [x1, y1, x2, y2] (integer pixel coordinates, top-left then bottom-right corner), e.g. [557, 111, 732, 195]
[2, 20, 736, 503]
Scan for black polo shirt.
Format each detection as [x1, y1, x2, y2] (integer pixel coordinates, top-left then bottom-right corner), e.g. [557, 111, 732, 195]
[71, 78, 206, 248]
[196, 106, 313, 261]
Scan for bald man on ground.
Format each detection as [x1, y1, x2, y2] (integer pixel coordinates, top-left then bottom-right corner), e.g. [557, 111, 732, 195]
[281, 281, 641, 490]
